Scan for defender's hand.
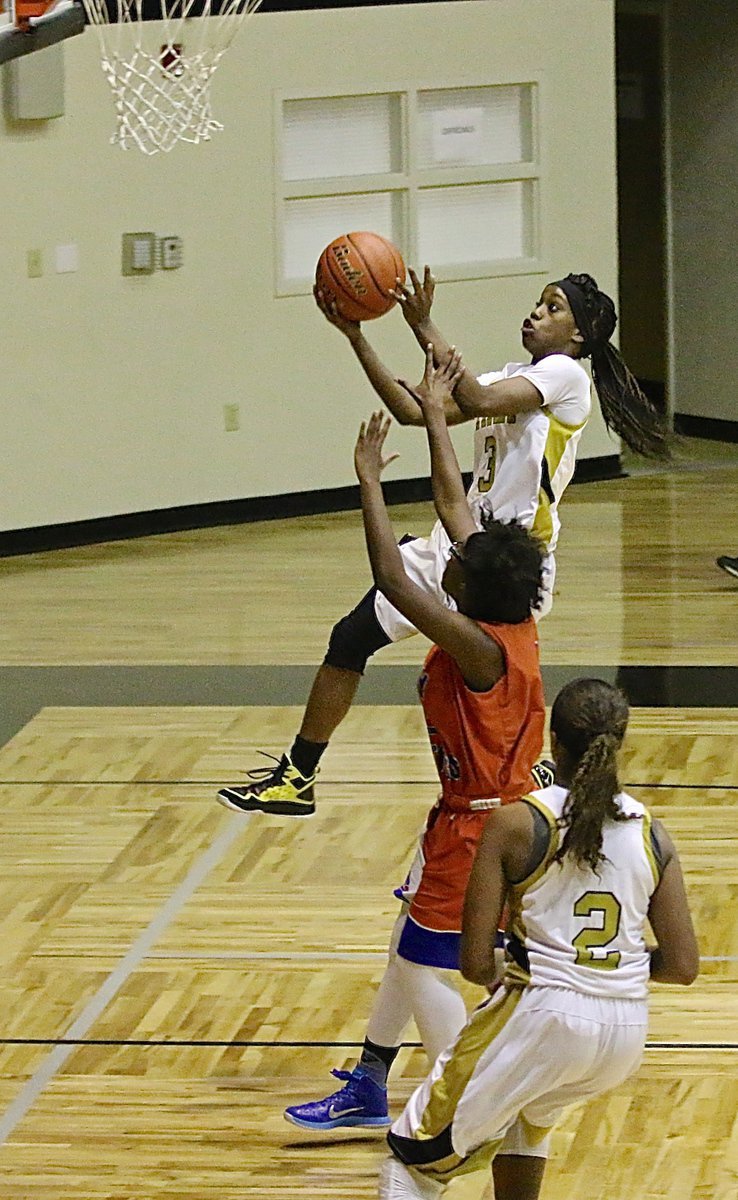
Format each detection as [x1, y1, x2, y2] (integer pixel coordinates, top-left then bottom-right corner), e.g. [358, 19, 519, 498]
[354, 412, 399, 482]
[399, 345, 465, 418]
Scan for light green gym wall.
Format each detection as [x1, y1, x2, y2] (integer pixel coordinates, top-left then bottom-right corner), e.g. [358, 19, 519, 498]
[0, 0, 618, 532]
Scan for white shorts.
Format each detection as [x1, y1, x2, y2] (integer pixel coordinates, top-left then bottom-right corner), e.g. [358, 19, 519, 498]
[374, 521, 554, 642]
[388, 984, 648, 1182]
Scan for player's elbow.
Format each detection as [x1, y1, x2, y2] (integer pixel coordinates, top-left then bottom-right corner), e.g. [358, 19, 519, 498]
[460, 961, 488, 986]
[665, 962, 699, 986]
[672, 953, 700, 985]
[459, 945, 494, 987]
[373, 571, 407, 606]
[652, 944, 700, 985]
[454, 389, 484, 416]
[671, 935, 700, 984]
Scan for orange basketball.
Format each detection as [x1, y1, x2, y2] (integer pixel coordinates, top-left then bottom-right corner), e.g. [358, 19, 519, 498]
[315, 231, 406, 322]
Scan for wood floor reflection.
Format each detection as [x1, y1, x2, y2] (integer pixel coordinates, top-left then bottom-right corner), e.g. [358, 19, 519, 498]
[0, 705, 735, 1198]
[0, 442, 736, 1197]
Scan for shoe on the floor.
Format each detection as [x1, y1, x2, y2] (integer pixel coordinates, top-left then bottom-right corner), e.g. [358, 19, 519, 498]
[530, 759, 555, 789]
[217, 752, 316, 817]
[284, 1066, 391, 1130]
[717, 556, 738, 580]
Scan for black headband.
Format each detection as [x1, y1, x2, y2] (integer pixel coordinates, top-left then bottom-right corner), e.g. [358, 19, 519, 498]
[555, 277, 597, 357]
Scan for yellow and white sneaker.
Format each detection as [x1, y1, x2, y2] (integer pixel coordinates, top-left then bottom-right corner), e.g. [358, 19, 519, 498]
[217, 753, 316, 817]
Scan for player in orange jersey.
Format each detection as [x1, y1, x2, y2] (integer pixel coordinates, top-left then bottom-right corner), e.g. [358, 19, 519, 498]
[284, 349, 549, 1144]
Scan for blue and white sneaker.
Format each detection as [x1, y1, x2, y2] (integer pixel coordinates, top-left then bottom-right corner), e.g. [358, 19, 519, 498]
[284, 1066, 391, 1130]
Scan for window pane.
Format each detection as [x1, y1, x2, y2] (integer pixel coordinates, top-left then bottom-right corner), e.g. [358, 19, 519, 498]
[282, 193, 402, 280]
[417, 182, 532, 267]
[417, 86, 533, 167]
[283, 94, 402, 181]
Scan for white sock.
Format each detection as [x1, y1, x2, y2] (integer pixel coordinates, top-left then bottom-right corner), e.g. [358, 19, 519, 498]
[378, 1157, 444, 1199]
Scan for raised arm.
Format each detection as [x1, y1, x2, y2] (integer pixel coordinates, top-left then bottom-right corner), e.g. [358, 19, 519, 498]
[647, 821, 700, 985]
[393, 266, 543, 419]
[354, 413, 502, 691]
[400, 345, 478, 546]
[315, 287, 467, 427]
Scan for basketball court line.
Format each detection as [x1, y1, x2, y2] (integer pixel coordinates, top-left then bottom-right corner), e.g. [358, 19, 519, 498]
[0, 1037, 735, 1051]
[142, 951, 736, 963]
[0, 811, 247, 1145]
[0, 779, 735, 790]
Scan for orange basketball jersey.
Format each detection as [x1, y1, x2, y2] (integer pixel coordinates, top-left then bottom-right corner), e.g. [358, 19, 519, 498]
[418, 617, 545, 809]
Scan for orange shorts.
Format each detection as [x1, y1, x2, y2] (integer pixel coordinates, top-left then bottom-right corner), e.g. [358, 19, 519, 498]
[407, 805, 490, 934]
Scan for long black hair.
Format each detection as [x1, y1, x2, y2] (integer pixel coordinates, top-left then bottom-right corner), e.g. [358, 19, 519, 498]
[550, 678, 632, 871]
[557, 273, 671, 461]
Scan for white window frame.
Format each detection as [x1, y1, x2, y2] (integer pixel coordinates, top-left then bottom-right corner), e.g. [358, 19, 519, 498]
[274, 78, 544, 297]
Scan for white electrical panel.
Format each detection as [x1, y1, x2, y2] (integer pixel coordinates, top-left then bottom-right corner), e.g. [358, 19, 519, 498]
[159, 236, 183, 270]
[121, 233, 183, 275]
[121, 233, 184, 275]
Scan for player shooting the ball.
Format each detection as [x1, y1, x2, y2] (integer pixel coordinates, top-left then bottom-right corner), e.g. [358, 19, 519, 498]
[218, 264, 670, 818]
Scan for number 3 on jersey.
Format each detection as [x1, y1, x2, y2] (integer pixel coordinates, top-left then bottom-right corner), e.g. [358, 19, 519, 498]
[477, 435, 496, 494]
[572, 891, 622, 970]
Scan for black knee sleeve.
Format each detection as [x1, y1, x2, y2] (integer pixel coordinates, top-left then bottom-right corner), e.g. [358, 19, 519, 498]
[324, 587, 392, 674]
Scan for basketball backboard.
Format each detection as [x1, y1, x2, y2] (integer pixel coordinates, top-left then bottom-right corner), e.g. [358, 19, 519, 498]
[0, 0, 85, 66]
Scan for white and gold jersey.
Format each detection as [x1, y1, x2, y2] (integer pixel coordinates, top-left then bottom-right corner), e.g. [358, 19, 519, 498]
[373, 353, 590, 634]
[506, 784, 660, 1000]
[469, 355, 591, 554]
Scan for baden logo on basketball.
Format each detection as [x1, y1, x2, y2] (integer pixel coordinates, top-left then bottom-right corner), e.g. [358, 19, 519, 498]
[331, 245, 368, 297]
[315, 231, 406, 322]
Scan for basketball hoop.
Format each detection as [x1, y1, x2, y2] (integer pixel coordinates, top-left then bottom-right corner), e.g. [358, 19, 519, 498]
[81, 0, 263, 154]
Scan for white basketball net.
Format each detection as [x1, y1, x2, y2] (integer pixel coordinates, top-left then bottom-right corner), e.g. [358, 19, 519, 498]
[82, 0, 262, 154]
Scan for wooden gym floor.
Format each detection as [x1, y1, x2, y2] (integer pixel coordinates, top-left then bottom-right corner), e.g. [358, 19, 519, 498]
[0, 440, 736, 1198]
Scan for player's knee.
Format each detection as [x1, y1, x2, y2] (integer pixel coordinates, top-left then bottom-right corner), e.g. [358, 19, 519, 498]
[324, 611, 372, 673]
[323, 591, 391, 673]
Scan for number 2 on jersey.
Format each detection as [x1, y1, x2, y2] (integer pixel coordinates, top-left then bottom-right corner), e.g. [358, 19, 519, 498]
[572, 891, 622, 970]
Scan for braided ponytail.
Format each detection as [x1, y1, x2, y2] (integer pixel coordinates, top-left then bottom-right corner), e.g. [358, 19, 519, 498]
[557, 272, 672, 460]
[550, 679, 632, 872]
[591, 342, 671, 461]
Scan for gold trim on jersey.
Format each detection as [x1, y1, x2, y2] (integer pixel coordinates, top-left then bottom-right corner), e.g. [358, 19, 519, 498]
[543, 406, 589, 434]
[640, 807, 661, 888]
[531, 411, 586, 546]
[415, 987, 524, 1180]
[532, 490, 554, 547]
[504, 794, 560, 986]
[512, 793, 561, 890]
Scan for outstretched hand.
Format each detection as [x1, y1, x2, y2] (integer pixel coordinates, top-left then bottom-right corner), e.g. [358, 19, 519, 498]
[399, 345, 465, 419]
[354, 412, 399, 483]
[314, 285, 361, 339]
[391, 265, 435, 330]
